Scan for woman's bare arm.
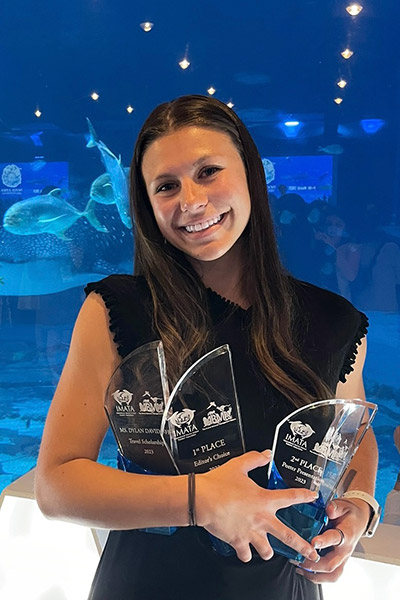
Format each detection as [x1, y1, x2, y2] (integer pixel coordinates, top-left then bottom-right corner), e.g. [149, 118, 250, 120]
[35, 292, 190, 530]
[35, 292, 320, 563]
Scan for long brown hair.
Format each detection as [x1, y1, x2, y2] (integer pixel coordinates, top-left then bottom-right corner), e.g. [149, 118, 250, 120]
[130, 95, 331, 407]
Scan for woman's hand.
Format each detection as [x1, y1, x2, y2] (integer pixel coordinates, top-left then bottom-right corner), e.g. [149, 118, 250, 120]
[296, 497, 371, 583]
[196, 449, 321, 564]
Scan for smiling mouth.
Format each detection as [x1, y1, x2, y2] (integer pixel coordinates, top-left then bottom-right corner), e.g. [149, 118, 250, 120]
[182, 212, 228, 233]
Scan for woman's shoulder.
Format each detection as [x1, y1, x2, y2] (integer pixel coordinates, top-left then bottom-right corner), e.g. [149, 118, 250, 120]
[289, 278, 369, 384]
[84, 273, 150, 299]
[290, 278, 368, 346]
[84, 274, 155, 358]
[291, 277, 358, 314]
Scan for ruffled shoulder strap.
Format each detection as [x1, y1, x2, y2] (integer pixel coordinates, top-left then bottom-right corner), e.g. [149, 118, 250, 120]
[84, 274, 156, 358]
[338, 310, 369, 383]
[290, 279, 369, 389]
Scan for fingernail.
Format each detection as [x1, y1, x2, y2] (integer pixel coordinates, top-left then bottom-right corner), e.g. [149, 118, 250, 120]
[313, 553, 320, 563]
[295, 568, 304, 577]
[313, 541, 321, 549]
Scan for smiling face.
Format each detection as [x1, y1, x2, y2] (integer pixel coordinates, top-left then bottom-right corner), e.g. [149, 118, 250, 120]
[141, 126, 251, 265]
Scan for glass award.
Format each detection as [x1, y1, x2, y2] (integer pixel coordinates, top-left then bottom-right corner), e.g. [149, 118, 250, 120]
[160, 343, 245, 555]
[160, 344, 245, 475]
[104, 340, 175, 475]
[267, 398, 378, 563]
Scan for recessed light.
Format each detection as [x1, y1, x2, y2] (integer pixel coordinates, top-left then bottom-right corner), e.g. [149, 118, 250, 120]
[346, 4, 363, 16]
[341, 49, 354, 59]
[179, 58, 190, 70]
[140, 22, 154, 32]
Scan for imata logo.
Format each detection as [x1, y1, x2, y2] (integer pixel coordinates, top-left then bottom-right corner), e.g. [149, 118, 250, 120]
[112, 389, 136, 414]
[168, 408, 199, 440]
[284, 420, 315, 451]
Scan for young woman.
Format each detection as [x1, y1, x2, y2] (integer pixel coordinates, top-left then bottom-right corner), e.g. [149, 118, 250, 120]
[35, 95, 378, 600]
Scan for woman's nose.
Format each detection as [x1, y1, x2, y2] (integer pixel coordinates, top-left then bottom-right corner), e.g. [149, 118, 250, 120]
[180, 181, 208, 212]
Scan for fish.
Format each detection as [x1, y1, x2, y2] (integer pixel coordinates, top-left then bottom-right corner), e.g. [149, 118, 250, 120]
[318, 144, 344, 155]
[86, 118, 132, 229]
[3, 188, 108, 240]
[90, 167, 131, 206]
[30, 158, 47, 171]
[0, 130, 44, 147]
[30, 133, 44, 147]
[89, 172, 118, 206]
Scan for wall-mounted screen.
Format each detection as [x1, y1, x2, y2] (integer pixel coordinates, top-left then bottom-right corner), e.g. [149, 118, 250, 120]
[262, 155, 334, 204]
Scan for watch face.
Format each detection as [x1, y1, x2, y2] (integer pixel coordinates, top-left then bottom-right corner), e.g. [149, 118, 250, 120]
[365, 506, 382, 537]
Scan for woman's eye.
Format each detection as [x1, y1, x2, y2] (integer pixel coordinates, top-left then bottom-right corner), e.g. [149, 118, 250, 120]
[199, 166, 220, 178]
[156, 182, 177, 193]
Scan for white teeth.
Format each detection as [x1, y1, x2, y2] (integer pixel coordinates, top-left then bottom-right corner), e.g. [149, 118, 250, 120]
[185, 214, 223, 233]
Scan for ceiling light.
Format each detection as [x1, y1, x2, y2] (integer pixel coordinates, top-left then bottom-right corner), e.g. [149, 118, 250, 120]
[140, 22, 154, 32]
[34, 109, 42, 118]
[341, 49, 354, 59]
[91, 92, 99, 101]
[337, 79, 348, 88]
[207, 87, 216, 95]
[179, 58, 190, 70]
[226, 101, 234, 108]
[281, 120, 302, 138]
[126, 105, 134, 114]
[346, 4, 363, 16]
[334, 97, 344, 105]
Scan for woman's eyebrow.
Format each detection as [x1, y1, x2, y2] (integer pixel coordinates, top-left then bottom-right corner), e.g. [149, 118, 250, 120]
[151, 155, 218, 184]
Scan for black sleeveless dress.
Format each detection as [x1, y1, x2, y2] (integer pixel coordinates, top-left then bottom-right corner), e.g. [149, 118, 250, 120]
[84, 275, 368, 600]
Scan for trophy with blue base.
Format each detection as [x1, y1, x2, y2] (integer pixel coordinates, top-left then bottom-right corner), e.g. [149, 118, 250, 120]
[160, 344, 246, 555]
[267, 398, 377, 563]
[105, 340, 178, 535]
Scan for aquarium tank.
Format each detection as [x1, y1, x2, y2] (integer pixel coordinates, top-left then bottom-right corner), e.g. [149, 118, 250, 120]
[1, 0, 399, 527]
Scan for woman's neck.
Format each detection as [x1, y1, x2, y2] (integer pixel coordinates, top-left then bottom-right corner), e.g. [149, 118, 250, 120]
[189, 242, 250, 309]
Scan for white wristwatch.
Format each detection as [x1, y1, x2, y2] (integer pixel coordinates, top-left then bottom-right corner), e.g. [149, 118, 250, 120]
[339, 490, 381, 538]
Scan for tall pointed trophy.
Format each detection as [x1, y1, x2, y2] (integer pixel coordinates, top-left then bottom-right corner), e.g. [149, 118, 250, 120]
[160, 344, 245, 475]
[104, 340, 175, 476]
[160, 344, 246, 555]
[267, 398, 377, 563]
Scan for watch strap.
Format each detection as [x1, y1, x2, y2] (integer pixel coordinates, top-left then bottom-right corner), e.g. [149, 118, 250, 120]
[339, 490, 381, 537]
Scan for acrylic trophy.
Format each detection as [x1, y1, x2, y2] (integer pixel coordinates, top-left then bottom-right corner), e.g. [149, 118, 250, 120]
[104, 340, 175, 476]
[267, 398, 377, 563]
[160, 344, 245, 475]
[159, 343, 245, 555]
